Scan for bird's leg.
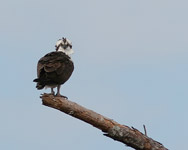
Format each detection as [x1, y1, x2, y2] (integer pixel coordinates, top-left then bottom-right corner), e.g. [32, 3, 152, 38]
[56, 85, 61, 96]
[51, 88, 55, 95]
[56, 85, 68, 99]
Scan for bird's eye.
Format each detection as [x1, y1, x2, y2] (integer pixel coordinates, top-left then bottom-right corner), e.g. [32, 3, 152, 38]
[70, 45, 72, 49]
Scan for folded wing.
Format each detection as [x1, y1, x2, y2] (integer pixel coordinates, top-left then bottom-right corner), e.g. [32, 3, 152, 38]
[34, 51, 74, 89]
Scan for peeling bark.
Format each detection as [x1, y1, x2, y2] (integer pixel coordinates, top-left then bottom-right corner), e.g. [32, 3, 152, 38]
[41, 94, 168, 150]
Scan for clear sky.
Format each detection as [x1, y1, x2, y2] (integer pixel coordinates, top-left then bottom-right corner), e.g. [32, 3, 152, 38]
[0, 0, 187, 149]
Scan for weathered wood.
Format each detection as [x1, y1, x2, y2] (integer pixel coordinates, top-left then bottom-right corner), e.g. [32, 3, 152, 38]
[41, 94, 168, 150]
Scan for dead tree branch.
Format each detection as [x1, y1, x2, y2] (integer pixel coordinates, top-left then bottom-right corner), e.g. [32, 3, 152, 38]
[41, 94, 168, 150]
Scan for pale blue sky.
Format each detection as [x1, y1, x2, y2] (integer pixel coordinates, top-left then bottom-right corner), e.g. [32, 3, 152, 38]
[0, 0, 188, 149]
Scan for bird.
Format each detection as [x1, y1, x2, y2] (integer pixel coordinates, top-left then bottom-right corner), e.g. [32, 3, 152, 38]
[33, 37, 74, 98]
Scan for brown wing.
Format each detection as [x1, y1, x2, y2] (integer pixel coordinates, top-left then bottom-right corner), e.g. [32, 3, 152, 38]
[44, 62, 62, 72]
[34, 51, 74, 89]
[37, 52, 67, 77]
[36, 51, 73, 83]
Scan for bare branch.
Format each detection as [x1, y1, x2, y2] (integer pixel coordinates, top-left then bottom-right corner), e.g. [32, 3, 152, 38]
[41, 94, 168, 150]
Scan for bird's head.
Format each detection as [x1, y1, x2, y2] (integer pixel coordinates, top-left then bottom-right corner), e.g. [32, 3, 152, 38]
[55, 37, 74, 56]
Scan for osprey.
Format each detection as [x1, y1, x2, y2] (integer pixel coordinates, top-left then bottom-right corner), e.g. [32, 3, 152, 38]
[33, 37, 74, 98]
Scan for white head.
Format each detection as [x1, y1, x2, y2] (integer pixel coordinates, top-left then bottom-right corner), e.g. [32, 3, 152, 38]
[55, 37, 74, 57]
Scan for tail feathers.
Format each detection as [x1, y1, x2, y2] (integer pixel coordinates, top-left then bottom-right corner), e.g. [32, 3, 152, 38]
[36, 83, 45, 90]
[33, 78, 45, 90]
[33, 78, 39, 82]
